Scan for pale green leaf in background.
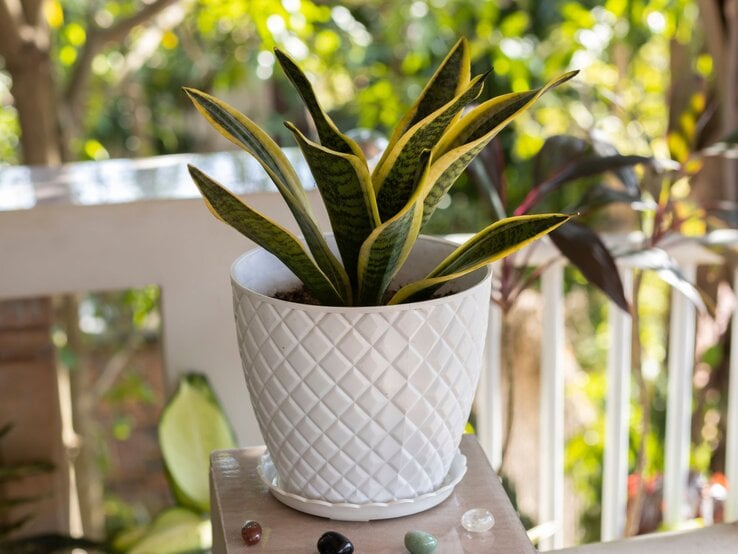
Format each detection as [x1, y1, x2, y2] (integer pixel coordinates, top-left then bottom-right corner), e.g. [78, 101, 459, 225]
[127, 507, 211, 554]
[158, 375, 236, 513]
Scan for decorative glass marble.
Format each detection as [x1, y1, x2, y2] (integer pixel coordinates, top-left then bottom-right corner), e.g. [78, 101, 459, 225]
[240, 520, 262, 545]
[404, 530, 438, 553]
[317, 531, 354, 554]
[461, 508, 495, 532]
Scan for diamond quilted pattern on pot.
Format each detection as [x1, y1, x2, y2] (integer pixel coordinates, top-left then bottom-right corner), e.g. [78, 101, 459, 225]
[231, 253, 491, 505]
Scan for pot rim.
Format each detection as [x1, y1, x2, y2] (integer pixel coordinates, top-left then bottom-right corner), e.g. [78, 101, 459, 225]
[230, 234, 492, 313]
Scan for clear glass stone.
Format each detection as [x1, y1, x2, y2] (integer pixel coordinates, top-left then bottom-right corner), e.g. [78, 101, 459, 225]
[461, 508, 495, 532]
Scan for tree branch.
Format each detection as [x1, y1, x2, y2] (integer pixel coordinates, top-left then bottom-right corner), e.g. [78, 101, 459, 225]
[99, 0, 181, 45]
[20, 0, 43, 27]
[0, 0, 25, 60]
[63, 0, 183, 134]
[697, 0, 727, 94]
[723, 0, 738, 202]
[91, 333, 146, 401]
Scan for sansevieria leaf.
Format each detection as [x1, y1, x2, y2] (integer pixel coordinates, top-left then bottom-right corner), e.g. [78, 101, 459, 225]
[388, 213, 572, 304]
[275, 48, 365, 160]
[420, 71, 579, 227]
[374, 72, 487, 221]
[188, 165, 345, 306]
[184, 88, 350, 301]
[287, 122, 380, 295]
[377, 38, 471, 173]
[357, 150, 432, 305]
[184, 87, 306, 204]
[437, 71, 579, 154]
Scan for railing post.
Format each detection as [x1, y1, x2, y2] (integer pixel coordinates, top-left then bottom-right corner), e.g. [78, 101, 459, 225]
[663, 263, 697, 526]
[601, 269, 633, 541]
[726, 268, 738, 521]
[539, 262, 565, 550]
[477, 299, 503, 470]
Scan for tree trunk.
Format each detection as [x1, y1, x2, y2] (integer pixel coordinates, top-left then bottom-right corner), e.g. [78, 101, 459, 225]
[8, 55, 62, 166]
[0, 0, 62, 167]
[695, 0, 738, 202]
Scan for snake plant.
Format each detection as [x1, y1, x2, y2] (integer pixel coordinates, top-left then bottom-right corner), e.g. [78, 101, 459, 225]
[185, 38, 574, 306]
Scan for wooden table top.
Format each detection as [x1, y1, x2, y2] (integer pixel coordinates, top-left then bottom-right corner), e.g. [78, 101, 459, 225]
[210, 435, 535, 553]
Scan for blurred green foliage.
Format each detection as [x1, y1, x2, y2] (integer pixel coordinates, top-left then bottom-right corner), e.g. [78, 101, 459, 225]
[0, 0, 703, 168]
[565, 270, 673, 543]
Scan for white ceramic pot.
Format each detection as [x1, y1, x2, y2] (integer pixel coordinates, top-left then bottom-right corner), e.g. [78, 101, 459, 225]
[231, 235, 491, 519]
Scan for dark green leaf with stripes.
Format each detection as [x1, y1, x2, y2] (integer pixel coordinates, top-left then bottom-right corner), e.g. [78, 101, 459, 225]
[374, 73, 486, 221]
[437, 71, 578, 155]
[421, 71, 579, 227]
[275, 49, 364, 159]
[184, 87, 307, 204]
[185, 88, 349, 300]
[188, 165, 344, 306]
[358, 151, 431, 305]
[383, 37, 470, 155]
[288, 122, 379, 294]
[389, 214, 571, 304]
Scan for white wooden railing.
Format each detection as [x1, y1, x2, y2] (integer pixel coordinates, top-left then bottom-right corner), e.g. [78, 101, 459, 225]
[2, 151, 737, 549]
[470, 234, 738, 549]
[0, 150, 319, 448]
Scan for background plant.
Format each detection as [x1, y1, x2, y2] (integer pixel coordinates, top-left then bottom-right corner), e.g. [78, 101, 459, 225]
[0, 423, 104, 553]
[112, 373, 235, 554]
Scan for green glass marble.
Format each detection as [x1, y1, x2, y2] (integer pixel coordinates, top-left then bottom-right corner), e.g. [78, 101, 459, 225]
[404, 530, 438, 554]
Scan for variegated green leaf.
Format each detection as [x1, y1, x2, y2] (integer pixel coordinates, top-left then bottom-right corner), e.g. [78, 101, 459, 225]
[274, 48, 365, 160]
[357, 150, 432, 305]
[184, 87, 350, 300]
[389, 213, 572, 304]
[188, 165, 345, 306]
[184, 87, 307, 204]
[287, 122, 380, 294]
[437, 71, 579, 154]
[421, 71, 579, 227]
[378, 37, 471, 165]
[374, 73, 487, 221]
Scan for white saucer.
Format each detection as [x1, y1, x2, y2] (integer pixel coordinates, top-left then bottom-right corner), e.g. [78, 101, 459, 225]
[256, 451, 467, 521]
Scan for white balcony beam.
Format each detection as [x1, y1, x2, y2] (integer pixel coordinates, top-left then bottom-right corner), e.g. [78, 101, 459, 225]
[663, 264, 697, 526]
[477, 298, 503, 470]
[601, 269, 633, 541]
[726, 268, 738, 521]
[539, 262, 565, 550]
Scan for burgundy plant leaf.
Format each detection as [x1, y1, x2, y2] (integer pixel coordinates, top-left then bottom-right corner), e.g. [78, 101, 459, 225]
[589, 139, 642, 195]
[654, 268, 709, 315]
[549, 221, 630, 313]
[698, 228, 738, 248]
[574, 183, 654, 213]
[532, 135, 590, 184]
[621, 247, 708, 314]
[515, 155, 651, 215]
